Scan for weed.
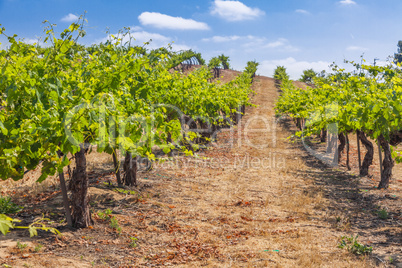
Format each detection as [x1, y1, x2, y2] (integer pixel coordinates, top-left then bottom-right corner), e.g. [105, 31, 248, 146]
[338, 235, 372, 255]
[103, 181, 112, 187]
[129, 237, 138, 248]
[96, 209, 122, 234]
[34, 244, 43, 252]
[110, 217, 122, 234]
[377, 208, 388, 220]
[97, 209, 113, 220]
[0, 196, 23, 214]
[16, 241, 28, 252]
[333, 215, 351, 231]
[114, 188, 137, 195]
[388, 256, 394, 264]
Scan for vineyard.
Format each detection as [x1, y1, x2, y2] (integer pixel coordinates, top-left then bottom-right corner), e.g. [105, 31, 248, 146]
[0, 18, 256, 228]
[275, 61, 402, 190]
[0, 20, 401, 267]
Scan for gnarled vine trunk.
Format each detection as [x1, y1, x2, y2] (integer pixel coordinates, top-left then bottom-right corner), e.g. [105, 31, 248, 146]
[320, 128, 327, 143]
[123, 152, 137, 187]
[337, 132, 346, 163]
[70, 144, 93, 228]
[295, 118, 301, 130]
[357, 130, 373, 176]
[212, 67, 220, 79]
[378, 135, 394, 189]
[56, 151, 73, 227]
[345, 133, 351, 170]
[112, 151, 123, 187]
[232, 105, 245, 126]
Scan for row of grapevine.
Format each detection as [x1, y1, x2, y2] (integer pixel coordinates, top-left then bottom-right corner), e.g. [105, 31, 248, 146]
[0, 19, 257, 228]
[275, 61, 402, 189]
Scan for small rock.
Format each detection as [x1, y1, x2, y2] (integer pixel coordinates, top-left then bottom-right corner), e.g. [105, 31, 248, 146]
[126, 197, 138, 203]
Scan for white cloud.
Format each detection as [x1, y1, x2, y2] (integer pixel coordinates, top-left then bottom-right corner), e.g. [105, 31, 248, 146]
[22, 38, 40, 45]
[242, 36, 266, 49]
[372, 59, 388, 67]
[99, 30, 191, 51]
[20, 37, 51, 47]
[170, 43, 192, 51]
[61, 13, 79, 23]
[132, 32, 193, 51]
[346, 46, 369, 51]
[131, 26, 143, 31]
[265, 38, 288, 48]
[259, 57, 331, 79]
[295, 9, 310, 14]
[138, 12, 209, 30]
[131, 31, 171, 43]
[339, 0, 357, 5]
[202, 35, 241, 42]
[211, 0, 265, 21]
[243, 37, 299, 52]
[100, 31, 169, 45]
[201, 35, 298, 52]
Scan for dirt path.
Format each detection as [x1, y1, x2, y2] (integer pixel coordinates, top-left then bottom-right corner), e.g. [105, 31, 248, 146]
[119, 75, 392, 267]
[1, 74, 400, 267]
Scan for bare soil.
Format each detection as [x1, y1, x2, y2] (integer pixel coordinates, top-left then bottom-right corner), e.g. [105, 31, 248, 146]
[0, 71, 401, 267]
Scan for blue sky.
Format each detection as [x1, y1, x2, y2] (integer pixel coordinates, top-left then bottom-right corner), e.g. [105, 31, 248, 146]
[1, 0, 401, 78]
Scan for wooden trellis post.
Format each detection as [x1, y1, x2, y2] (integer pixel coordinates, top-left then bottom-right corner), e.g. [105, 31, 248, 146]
[377, 139, 383, 181]
[357, 132, 362, 174]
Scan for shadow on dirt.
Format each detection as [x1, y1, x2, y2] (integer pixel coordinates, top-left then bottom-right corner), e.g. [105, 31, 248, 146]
[278, 115, 401, 264]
